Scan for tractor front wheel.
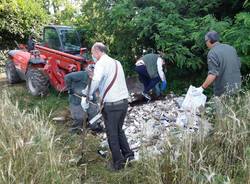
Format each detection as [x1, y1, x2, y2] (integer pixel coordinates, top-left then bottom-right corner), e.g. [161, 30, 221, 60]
[26, 68, 49, 96]
[5, 60, 21, 84]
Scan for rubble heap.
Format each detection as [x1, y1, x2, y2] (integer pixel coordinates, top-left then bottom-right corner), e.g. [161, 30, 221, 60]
[99, 94, 211, 160]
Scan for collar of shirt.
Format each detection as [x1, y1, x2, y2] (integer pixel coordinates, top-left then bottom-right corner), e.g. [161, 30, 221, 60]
[97, 54, 109, 63]
[135, 59, 144, 66]
[213, 42, 221, 48]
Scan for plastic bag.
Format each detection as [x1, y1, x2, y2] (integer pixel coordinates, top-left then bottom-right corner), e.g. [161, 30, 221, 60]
[181, 85, 207, 111]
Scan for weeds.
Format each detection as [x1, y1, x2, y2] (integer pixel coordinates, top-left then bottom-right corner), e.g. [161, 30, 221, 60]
[154, 91, 250, 184]
[0, 90, 80, 183]
[0, 83, 249, 184]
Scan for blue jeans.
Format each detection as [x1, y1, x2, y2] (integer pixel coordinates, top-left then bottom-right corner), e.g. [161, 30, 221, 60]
[135, 65, 161, 94]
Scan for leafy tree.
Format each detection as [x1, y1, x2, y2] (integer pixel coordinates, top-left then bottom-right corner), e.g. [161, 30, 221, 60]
[54, 2, 78, 25]
[0, 0, 50, 48]
[78, 0, 249, 75]
[224, 12, 250, 73]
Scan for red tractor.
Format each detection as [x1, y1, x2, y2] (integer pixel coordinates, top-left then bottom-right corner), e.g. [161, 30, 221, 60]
[5, 25, 92, 96]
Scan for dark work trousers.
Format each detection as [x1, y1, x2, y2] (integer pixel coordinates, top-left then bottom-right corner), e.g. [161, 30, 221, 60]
[135, 65, 161, 94]
[70, 104, 84, 127]
[102, 99, 134, 169]
[70, 103, 99, 128]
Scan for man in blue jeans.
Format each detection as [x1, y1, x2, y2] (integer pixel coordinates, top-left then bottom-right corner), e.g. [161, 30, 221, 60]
[135, 53, 167, 101]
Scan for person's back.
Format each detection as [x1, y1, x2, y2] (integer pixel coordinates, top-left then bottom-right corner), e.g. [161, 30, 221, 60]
[208, 43, 241, 96]
[95, 54, 129, 103]
[88, 42, 134, 170]
[142, 53, 159, 78]
[64, 71, 88, 105]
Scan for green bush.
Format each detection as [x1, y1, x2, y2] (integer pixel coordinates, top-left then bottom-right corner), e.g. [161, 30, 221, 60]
[0, 0, 50, 48]
[77, 0, 249, 80]
[224, 12, 250, 74]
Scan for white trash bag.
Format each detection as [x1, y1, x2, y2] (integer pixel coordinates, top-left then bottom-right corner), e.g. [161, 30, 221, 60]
[181, 85, 207, 111]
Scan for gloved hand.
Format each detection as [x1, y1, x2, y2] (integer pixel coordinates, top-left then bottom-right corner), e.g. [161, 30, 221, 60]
[88, 95, 93, 101]
[81, 97, 89, 111]
[192, 86, 204, 96]
[82, 87, 88, 96]
[161, 80, 167, 91]
[68, 88, 74, 95]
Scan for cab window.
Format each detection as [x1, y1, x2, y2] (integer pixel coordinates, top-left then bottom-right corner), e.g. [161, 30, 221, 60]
[44, 28, 61, 50]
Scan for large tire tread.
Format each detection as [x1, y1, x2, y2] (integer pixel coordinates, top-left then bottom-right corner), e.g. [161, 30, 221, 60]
[5, 60, 21, 84]
[26, 68, 49, 96]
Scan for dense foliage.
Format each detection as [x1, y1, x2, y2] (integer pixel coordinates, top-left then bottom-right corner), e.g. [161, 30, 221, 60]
[0, 0, 249, 75]
[0, 0, 50, 48]
[77, 0, 250, 75]
[0, 1, 250, 183]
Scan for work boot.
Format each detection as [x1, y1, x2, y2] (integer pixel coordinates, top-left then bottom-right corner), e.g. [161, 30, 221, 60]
[70, 121, 82, 128]
[106, 162, 117, 172]
[125, 155, 135, 162]
[68, 126, 82, 134]
[107, 159, 126, 172]
[124, 155, 135, 167]
[142, 92, 151, 102]
[88, 122, 104, 133]
[106, 162, 124, 172]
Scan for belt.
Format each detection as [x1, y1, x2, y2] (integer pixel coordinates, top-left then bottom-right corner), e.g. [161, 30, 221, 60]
[104, 99, 127, 106]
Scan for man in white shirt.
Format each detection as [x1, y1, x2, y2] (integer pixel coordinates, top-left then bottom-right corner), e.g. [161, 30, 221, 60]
[87, 42, 134, 170]
[135, 53, 167, 101]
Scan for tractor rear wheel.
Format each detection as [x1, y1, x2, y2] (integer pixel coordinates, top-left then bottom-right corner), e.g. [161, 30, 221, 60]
[26, 68, 49, 96]
[5, 60, 21, 84]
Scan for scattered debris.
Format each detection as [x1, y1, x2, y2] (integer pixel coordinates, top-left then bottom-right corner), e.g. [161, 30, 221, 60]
[52, 116, 66, 122]
[98, 93, 212, 160]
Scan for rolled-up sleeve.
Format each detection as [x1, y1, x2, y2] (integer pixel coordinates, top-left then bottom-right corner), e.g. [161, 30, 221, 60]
[157, 57, 166, 81]
[207, 51, 220, 76]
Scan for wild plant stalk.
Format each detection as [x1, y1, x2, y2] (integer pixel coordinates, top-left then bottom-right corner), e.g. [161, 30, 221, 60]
[0, 86, 249, 184]
[0, 91, 80, 184]
[158, 91, 250, 184]
[112, 91, 249, 184]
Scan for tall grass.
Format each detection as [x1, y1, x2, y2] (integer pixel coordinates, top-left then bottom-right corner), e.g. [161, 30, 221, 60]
[0, 84, 249, 184]
[133, 91, 250, 184]
[81, 91, 249, 184]
[0, 91, 80, 184]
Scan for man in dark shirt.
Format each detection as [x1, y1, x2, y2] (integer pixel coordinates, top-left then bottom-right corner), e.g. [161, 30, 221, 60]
[64, 71, 100, 133]
[196, 31, 241, 96]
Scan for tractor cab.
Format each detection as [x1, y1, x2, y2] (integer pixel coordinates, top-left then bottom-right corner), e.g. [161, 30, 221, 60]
[42, 25, 83, 55]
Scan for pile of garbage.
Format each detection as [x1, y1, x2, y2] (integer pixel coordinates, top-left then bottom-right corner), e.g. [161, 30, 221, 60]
[98, 88, 212, 160]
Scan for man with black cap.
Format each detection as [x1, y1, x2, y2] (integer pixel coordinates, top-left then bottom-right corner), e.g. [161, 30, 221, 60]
[196, 30, 241, 96]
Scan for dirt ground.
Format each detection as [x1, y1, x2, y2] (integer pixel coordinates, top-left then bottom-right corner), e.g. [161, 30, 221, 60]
[0, 72, 143, 94]
[0, 73, 7, 87]
[126, 76, 143, 93]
